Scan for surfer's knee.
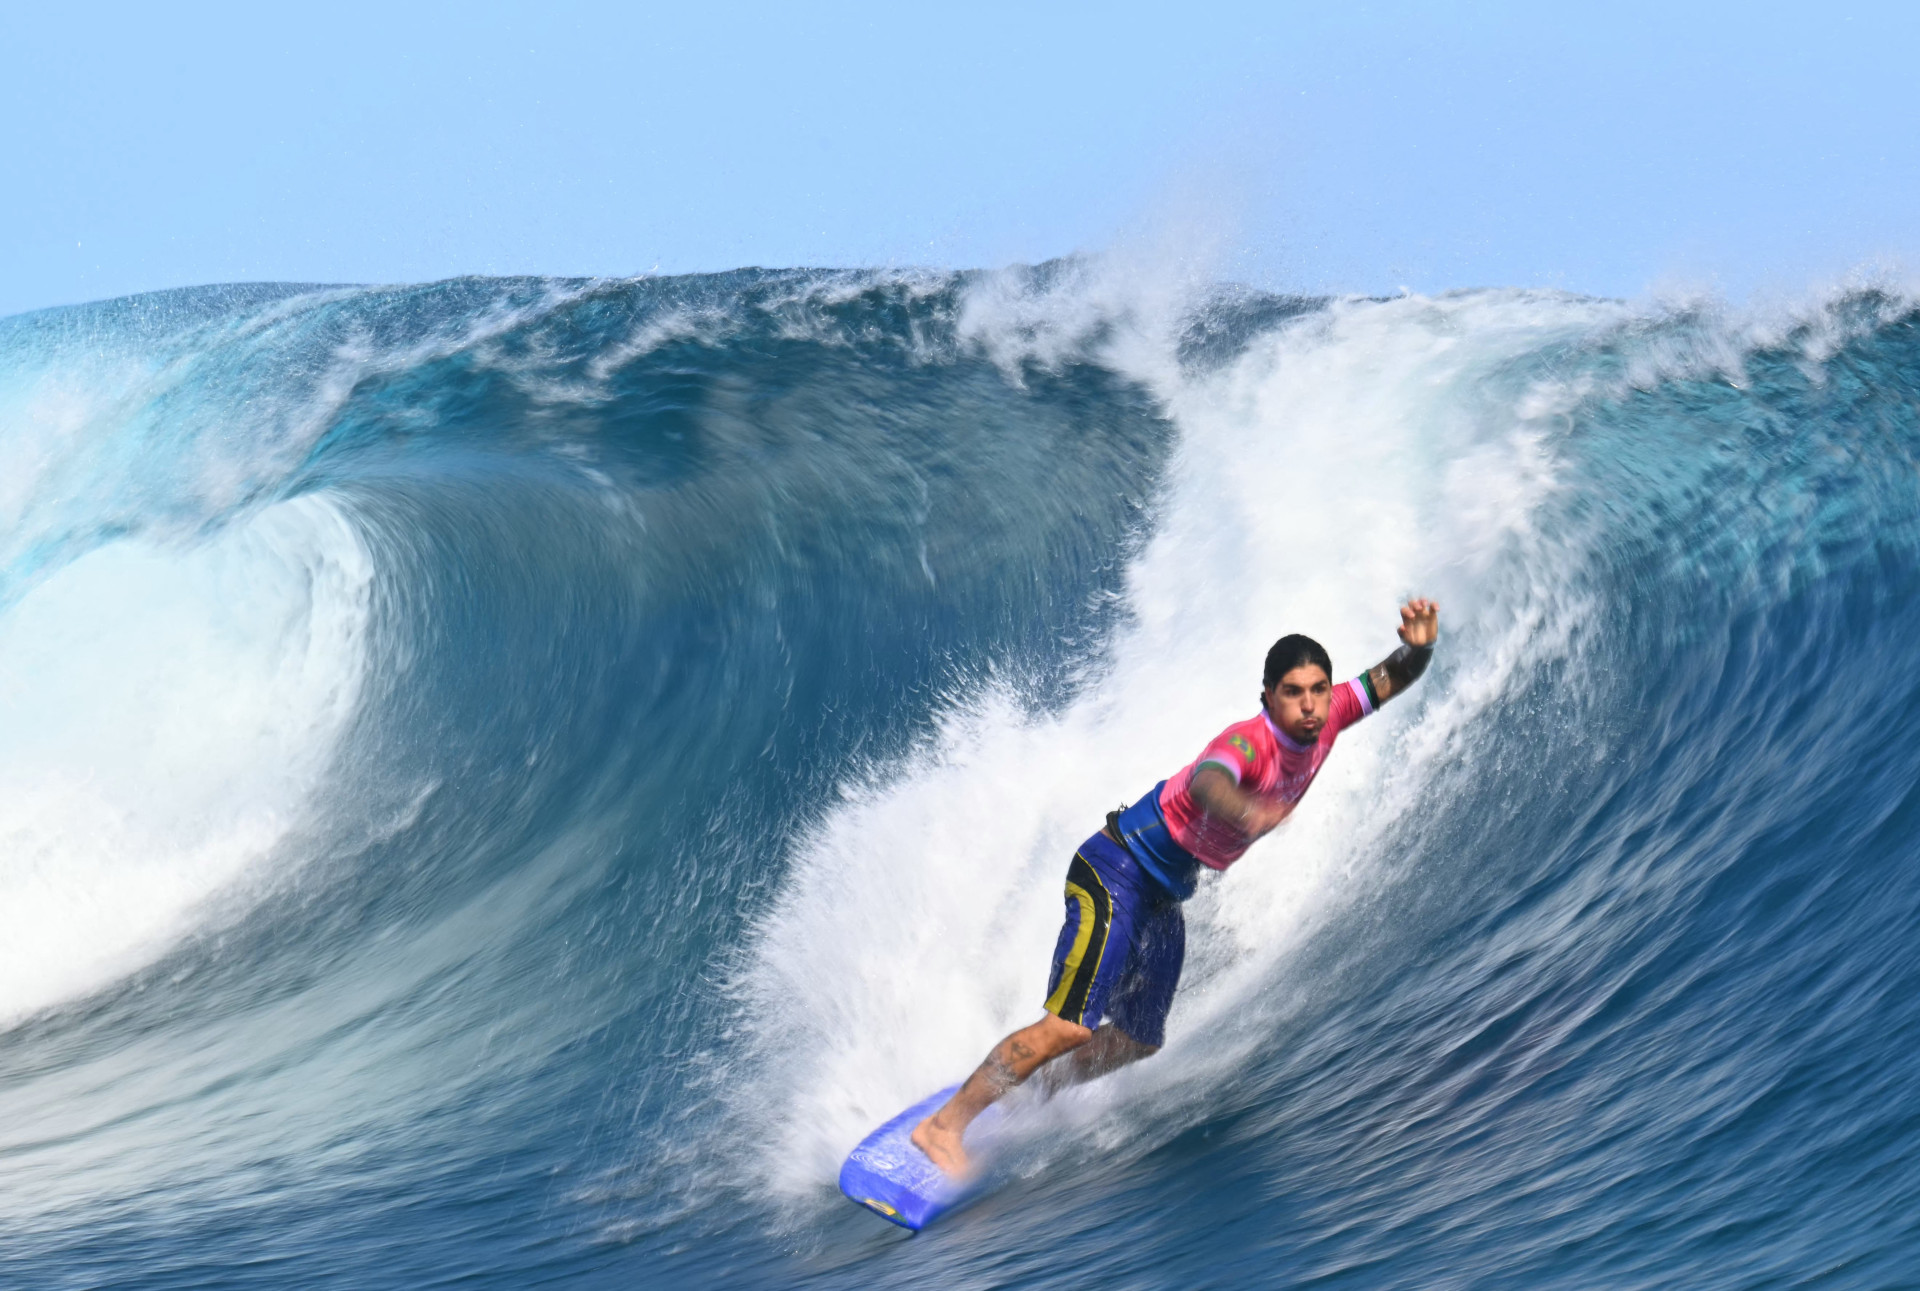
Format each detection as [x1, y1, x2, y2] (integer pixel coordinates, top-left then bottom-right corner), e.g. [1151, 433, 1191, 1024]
[1022, 1012, 1094, 1062]
[1099, 1026, 1159, 1066]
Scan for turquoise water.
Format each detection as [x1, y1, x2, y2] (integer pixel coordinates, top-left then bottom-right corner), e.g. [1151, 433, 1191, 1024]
[2, 267, 1917, 1287]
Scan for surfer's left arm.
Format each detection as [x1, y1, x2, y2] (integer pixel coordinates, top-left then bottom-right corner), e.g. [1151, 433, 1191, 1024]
[1364, 598, 1438, 706]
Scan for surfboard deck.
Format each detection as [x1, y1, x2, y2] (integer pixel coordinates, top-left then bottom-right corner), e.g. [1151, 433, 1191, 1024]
[838, 1084, 1002, 1232]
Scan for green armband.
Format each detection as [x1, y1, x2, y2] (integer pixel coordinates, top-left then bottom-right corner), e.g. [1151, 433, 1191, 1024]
[1359, 670, 1381, 709]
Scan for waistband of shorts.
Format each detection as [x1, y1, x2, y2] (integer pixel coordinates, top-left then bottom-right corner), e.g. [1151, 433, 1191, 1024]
[1108, 784, 1199, 900]
[1077, 829, 1178, 904]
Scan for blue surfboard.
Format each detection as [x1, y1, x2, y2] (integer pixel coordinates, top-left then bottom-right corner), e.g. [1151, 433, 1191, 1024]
[838, 1084, 1003, 1231]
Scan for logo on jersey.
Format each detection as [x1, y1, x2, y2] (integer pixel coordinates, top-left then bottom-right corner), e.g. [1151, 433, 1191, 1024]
[1229, 734, 1256, 764]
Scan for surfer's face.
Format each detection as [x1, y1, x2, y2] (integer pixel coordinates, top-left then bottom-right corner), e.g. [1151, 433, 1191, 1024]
[1264, 665, 1332, 744]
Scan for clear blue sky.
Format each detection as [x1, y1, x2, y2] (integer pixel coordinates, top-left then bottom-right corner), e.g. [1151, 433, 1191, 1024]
[5, 2, 1916, 317]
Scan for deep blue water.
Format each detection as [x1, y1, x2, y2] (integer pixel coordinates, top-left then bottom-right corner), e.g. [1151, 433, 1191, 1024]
[1, 267, 1917, 1288]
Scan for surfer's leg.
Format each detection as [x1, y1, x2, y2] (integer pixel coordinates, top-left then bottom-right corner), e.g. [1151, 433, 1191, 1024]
[913, 839, 1136, 1174]
[911, 1012, 1092, 1175]
[1037, 1022, 1159, 1092]
[1039, 899, 1182, 1091]
[1083, 895, 1183, 1072]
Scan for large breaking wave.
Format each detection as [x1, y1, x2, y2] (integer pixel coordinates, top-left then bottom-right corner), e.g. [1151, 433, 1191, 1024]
[3, 264, 1918, 1288]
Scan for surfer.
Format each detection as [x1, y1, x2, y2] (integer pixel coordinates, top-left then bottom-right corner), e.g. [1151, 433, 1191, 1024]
[910, 599, 1440, 1176]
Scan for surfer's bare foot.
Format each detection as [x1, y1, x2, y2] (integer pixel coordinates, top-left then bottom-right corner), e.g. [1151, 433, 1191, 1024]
[910, 1114, 970, 1177]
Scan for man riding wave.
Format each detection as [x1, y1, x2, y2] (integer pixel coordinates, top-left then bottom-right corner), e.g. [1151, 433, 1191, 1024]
[911, 598, 1440, 1175]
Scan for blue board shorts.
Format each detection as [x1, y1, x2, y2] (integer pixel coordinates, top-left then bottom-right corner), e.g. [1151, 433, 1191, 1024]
[1043, 830, 1185, 1049]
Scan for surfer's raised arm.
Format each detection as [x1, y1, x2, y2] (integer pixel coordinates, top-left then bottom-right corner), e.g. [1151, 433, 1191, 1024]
[1364, 598, 1439, 706]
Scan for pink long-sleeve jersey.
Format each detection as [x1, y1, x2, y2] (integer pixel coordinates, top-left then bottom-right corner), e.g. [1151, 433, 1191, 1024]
[1156, 676, 1375, 871]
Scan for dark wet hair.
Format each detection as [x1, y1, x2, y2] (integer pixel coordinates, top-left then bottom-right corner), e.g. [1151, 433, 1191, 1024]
[1263, 634, 1333, 693]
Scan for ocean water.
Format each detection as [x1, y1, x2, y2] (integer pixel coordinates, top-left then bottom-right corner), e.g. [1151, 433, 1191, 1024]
[2, 263, 1918, 1289]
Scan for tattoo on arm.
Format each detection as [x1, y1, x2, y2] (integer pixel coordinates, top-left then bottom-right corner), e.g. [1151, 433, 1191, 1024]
[1369, 643, 1434, 706]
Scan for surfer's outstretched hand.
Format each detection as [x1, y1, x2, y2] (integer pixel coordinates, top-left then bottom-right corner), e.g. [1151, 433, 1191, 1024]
[1398, 598, 1439, 649]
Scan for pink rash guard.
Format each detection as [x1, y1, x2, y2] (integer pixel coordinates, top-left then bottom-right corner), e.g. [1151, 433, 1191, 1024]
[1157, 676, 1375, 871]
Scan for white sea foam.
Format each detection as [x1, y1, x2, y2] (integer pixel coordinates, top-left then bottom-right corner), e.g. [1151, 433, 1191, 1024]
[0, 492, 373, 1024]
[730, 279, 1629, 1197]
